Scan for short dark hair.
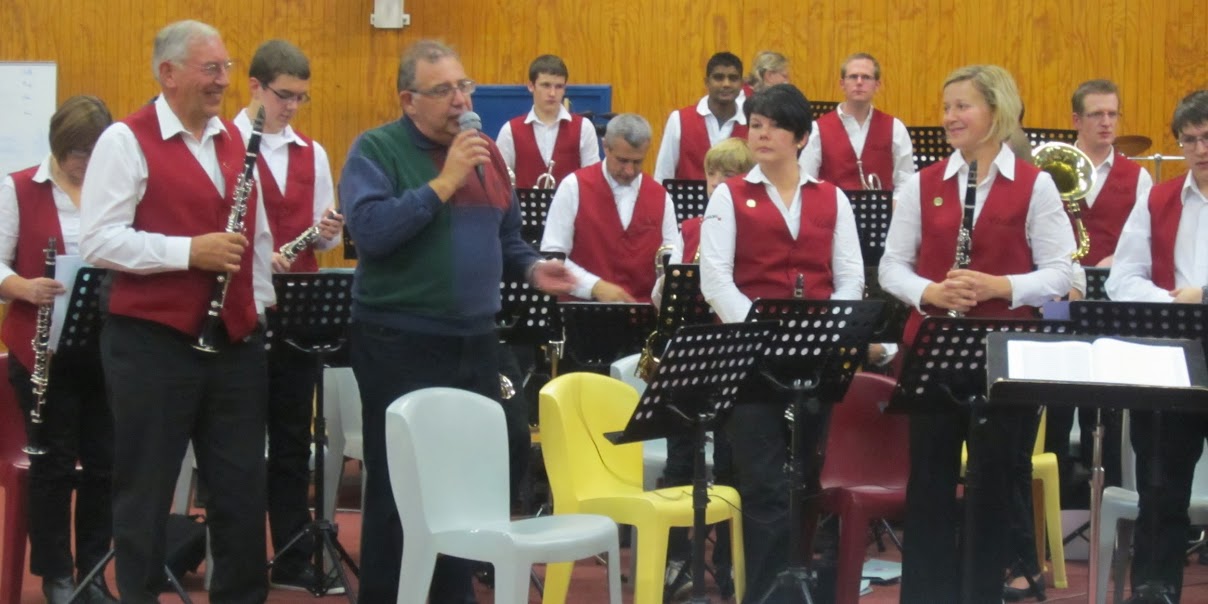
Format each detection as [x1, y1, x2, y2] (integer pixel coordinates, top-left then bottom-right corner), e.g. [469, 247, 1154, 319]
[744, 83, 813, 141]
[706, 52, 743, 78]
[49, 95, 112, 163]
[841, 52, 881, 80]
[248, 39, 310, 84]
[1171, 90, 1208, 139]
[1071, 79, 1119, 114]
[528, 54, 568, 83]
[396, 40, 457, 93]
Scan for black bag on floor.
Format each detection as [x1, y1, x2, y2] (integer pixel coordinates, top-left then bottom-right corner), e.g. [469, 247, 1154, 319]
[156, 514, 207, 592]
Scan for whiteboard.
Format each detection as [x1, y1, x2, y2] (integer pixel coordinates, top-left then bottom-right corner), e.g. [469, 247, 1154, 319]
[0, 62, 57, 176]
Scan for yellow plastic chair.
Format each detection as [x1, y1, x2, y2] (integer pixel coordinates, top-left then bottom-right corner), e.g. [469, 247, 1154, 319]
[539, 372, 745, 604]
[961, 408, 1067, 589]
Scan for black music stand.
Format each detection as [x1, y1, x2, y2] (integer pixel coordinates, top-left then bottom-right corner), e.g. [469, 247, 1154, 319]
[745, 298, 885, 604]
[654, 263, 714, 332]
[609, 321, 779, 604]
[906, 126, 951, 169]
[264, 271, 358, 602]
[809, 101, 840, 122]
[1024, 127, 1079, 147]
[888, 316, 1072, 603]
[1068, 300, 1208, 603]
[516, 188, 555, 246]
[1083, 267, 1111, 301]
[559, 302, 656, 372]
[845, 190, 893, 268]
[497, 269, 565, 380]
[663, 179, 709, 222]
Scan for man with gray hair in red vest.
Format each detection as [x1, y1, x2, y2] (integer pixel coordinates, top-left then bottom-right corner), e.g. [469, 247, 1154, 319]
[800, 52, 916, 192]
[542, 112, 679, 303]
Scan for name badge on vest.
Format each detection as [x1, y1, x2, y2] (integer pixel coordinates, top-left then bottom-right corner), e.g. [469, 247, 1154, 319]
[745, 199, 757, 208]
[933, 196, 943, 207]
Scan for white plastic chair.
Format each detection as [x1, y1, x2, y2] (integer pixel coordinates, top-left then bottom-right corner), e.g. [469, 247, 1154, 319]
[386, 387, 622, 604]
[1094, 411, 1208, 603]
[322, 366, 365, 522]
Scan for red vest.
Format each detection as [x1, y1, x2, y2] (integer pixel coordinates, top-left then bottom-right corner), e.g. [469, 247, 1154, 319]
[1148, 177, 1187, 290]
[108, 103, 259, 341]
[816, 109, 895, 190]
[1080, 153, 1143, 266]
[680, 217, 703, 263]
[728, 176, 838, 301]
[675, 107, 749, 180]
[256, 132, 319, 272]
[0, 167, 66, 369]
[509, 114, 584, 189]
[569, 164, 666, 302]
[902, 158, 1039, 346]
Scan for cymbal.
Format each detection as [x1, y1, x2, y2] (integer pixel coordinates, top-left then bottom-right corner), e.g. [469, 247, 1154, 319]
[1115, 134, 1152, 156]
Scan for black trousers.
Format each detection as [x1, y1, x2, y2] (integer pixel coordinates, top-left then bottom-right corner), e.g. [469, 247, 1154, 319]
[351, 322, 502, 604]
[7, 352, 112, 579]
[726, 396, 831, 604]
[265, 343, 320, 570]
[102, 315, 268, 604]
[900, 406, 1040, 604]
[663, 429, 734, 568]
[1130, 410, 1208, 602]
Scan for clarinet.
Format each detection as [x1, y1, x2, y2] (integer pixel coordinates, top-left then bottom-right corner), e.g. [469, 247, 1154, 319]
[23, 237, 57, 456]
[947, 160, 978, 318]
[278, 225, 321, 263]
[194, 106, 266, 353]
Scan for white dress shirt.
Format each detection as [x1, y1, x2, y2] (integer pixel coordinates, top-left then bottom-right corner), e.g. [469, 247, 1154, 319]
[878, 143, 1074, 310]
[80, 95, 276, 312]
[1106, 173, 1208, 301]
[700, 165, 865, 324]
[540, 168, 679, 300]
[495, 105, 601, 173]
[0, 155, 81, 302]
[798, 104, 917, 193]
[1081, 145, 1155, 210]
[653, 95, 747, 184]
[233, 109, 340, 252]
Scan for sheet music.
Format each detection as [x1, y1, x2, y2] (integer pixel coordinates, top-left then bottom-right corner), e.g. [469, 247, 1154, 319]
[1007, 338, 1189, 387]
[48, 254, 83, 352]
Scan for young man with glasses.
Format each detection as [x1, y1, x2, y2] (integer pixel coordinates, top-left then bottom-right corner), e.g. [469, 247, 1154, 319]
[653, 51, 748, 183]
[233, 38, 345, 593]
[1105, 89, 1208, 603]
[800, 52, 916, 192]
[338, 39, 575, 603]
[495, 54, 600, 189]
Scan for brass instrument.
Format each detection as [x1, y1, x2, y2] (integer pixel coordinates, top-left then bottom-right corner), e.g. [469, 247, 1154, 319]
[195, 106, 266, 353]
[1032, 142, 1095, 260]
[948, 161, 977, 318]
[856, 158, 883, 190]
[534, 160, 557, 190]
[499, 374, 516, 400]
[636, 244, 678, 382]
[23, 237, 56, 456]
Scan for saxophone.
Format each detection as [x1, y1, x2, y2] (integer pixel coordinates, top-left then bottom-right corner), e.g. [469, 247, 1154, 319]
[194, 106, 266, 353]
[23, 237, 57, 456]
[947, 161, 977, 318]
[635, 244, 678, 382]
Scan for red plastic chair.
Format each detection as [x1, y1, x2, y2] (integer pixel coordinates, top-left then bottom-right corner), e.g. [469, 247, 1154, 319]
[0, 352, 30, 604]
[816, 372, 906, 604]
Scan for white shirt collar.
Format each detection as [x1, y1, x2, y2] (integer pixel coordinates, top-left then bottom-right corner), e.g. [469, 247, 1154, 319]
[234, 108, 306, 149]
[942, 142, 1017, 181]
[32, 155, 53, 183]
[743, 164, 819, 187]
[1181, 172, 1208, 205]
[601, 163, 642, 192]
[695, 94, 747, 125]
[524, 105, 572, 125]
[154, 94, 227, 142]
[836, 103, 876, 122]
[1075, 141, 1115, 169]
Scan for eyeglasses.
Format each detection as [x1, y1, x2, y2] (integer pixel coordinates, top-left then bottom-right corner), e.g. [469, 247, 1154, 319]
[410, 79, 476, 100]
[843, 73, 877, 82]
[262, 82, 311, 105]
[1177, 133, 1208, 150]
[188, 60, 235, 78]
[1082, 110, 1121, 121]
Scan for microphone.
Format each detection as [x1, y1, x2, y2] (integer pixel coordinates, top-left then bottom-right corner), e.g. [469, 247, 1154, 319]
[457, 111, 486, 186]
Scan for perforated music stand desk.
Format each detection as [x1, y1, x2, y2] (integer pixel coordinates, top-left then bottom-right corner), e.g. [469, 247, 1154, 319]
[265, 271, 358, 602]
[907, 126, 951, 169]
[845, 190, 893, 267]
[559, 301, 656, 372]
[55, 267, 106, 354]
[742, 298, 884, 604]
[652, 263, 714, 337]
[1081, 267, 1110, 301]
[516, 187, 554, 246]
[609, 321, 778, 604]
[497, 274, 565, 378]
[888, 316, 1071, 603]
[810, 100, 840, 121]
[663, 179, 709, 222]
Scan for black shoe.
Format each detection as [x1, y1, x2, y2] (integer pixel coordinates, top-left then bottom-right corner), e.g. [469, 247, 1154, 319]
[75, 573, 119, 604]
[1003, 574, 1046, 602]
[663, 559, 693, 602]
[42, 576, 76, 604]
[270, 565, 346, 595]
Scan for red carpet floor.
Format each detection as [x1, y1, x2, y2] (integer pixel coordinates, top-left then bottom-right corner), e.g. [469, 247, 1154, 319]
[6, 460, 1208, 603]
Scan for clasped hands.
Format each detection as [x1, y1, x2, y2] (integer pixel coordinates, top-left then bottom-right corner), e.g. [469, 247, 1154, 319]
[922, 269, 1011, 314]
